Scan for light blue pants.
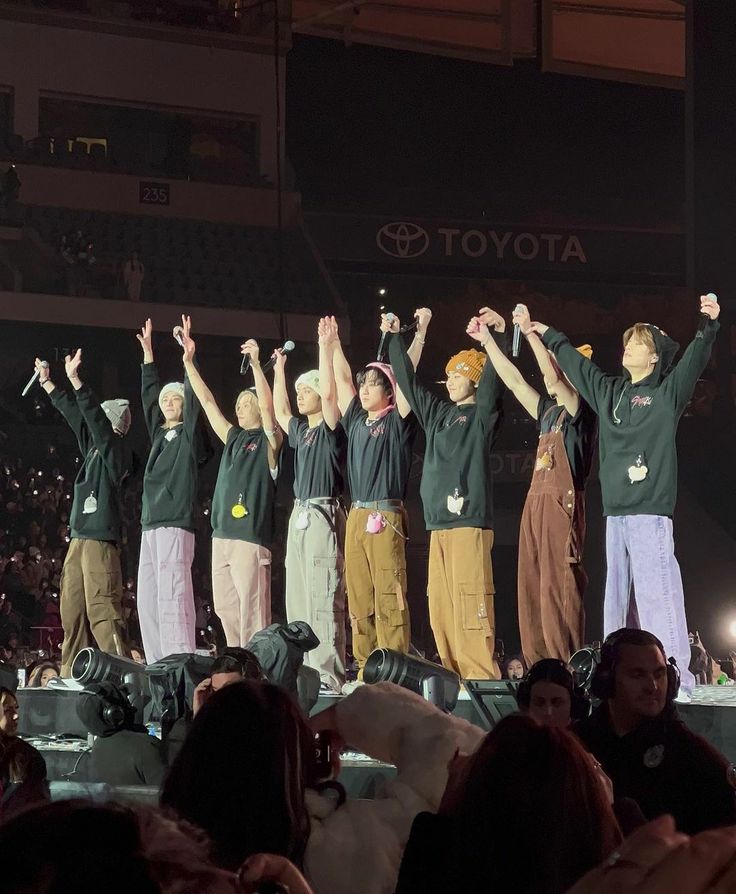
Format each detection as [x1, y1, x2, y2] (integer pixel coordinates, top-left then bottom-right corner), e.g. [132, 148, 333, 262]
[604, 515, 694, 694]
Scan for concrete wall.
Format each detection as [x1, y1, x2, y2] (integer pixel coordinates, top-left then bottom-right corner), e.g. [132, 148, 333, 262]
[0, 17, 285, 182]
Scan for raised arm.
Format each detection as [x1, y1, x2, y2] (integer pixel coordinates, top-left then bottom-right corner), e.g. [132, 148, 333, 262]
[36, 356, 90, 452]
[137, 318, 161, 441]
[511, 304, 579, 417]
[180, 315, 232, 445]
[271, 348, 294, 435]
[380, 313, 413, 419]
[406, 307, 433, 371]
[242, 338, 283, 468]
[662, 294, 720, 414]
[532, 318, 612, 415]
[318, 315, 340, 430]
[387, 327, 441, 431]
[475, 308, 539, 419]
[331, 317, 357, 415]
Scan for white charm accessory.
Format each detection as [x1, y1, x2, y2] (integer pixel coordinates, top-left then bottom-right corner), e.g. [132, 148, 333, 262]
[83, 492, 98, 514]
[447, 489, 464, 516]
[295, 510, 310, 530]
[165, 428, 179, 442]
[628, 454, 649, 484]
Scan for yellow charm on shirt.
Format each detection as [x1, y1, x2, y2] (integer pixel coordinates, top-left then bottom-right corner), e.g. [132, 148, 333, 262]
[231, 494, 248, 519]
[535, 448, 555, 472]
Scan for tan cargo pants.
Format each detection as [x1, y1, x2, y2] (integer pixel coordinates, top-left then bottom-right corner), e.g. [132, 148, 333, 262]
[345, 506, 410, 674]
[428, 527, 500, 680]
[59, 538, 127, 677]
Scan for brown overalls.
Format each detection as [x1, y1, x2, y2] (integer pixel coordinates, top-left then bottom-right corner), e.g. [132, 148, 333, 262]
[517, 407, 587, 665]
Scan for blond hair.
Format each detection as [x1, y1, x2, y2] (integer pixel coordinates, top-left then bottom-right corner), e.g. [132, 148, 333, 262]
[623, 323, 656, 354]
[235, 390, 261, 422]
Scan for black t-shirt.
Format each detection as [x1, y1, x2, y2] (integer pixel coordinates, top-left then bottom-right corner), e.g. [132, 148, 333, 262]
[211, 426, 277, 548]
[288, 417, 345, 501]
[536, 397, 598, 491]
[342, 396, 416, 503]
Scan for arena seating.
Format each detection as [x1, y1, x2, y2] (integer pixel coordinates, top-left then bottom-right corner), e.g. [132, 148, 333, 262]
[18, 204, 337, 313]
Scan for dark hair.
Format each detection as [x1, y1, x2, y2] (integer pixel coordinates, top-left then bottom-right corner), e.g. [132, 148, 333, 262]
[356, 366, 394, 400]
[0, 800, 159, 894]
[27, 661, 60, 688]
[0, 685, 17, 703]
[502, 654, 527, 678]
[448, 715, 621, 894]
[212, 648, 264, 680]
[605, 628, 666, 658]
[161, 680, 317, 871]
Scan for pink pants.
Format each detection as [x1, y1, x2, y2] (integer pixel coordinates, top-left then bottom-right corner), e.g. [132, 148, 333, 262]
[212, 537, 272, 647]
[137, 527, 196, 663]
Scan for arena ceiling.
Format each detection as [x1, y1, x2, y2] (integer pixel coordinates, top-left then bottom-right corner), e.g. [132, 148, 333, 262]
[290, 0, 685, 87]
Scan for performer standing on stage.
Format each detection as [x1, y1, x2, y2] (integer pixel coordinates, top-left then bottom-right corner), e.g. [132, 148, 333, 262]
[179, 315, 283, 648]
[135, 318, 207, 663]
[34, 351, 132, 676]
[332, 310, 431, 676]
[272, 316, 347, 692]
[477, 304, 597, 666]
[386, 309, 505, 679]
[525, 294, 721, 696]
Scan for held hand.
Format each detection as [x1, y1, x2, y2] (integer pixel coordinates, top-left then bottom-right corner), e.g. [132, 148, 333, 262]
[182, 313, 192, 340]
[192, 677, 212, 717]
[318, 315, 337, 347]
[478, 306, 506, 333]
[700, 294, 720, 320]
[529, 321, 549, 337]
[272, 347, 287, 371]
[34, 357, 50, 384]
[241, 338, 260, 365]
[414, 307, 433, 335]
[64, 348, 82, 381]
[466, 317, 490, 345]
[136, 318, 153, 355]
[511, 303, 533, 335]
[380, 312, 400, 334]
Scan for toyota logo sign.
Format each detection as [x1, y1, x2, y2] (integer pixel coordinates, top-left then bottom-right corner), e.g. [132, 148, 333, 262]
[376, 221, 430, 259]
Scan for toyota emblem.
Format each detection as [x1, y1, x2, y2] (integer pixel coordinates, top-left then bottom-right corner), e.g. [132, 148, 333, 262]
[376, 221, 430, 259]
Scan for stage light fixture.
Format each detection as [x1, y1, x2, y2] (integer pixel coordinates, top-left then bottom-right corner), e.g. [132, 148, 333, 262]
[363, 648, 460, 713]
[728, 620, 736, 639]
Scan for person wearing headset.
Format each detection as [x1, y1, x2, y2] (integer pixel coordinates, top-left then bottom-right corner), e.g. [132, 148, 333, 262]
[516, 658, 590, 729]
[76, 681, 165, 787]
[574, 628, 736, 835]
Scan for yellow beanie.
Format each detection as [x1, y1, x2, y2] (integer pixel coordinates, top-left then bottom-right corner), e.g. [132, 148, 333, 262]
[445, 349, 487, 384]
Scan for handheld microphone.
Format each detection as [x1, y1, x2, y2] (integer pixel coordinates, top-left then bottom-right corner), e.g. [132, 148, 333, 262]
[261, 340, 296, 373]
[512, 304, 523, 358]
[173, 326, 185, 347]
[377, 313, 396, 362]
[22, 361, 49, 397]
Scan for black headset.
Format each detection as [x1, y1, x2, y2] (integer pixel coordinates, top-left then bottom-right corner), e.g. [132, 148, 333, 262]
[590, 630, 680, 702]
[516, 658, 591, 722]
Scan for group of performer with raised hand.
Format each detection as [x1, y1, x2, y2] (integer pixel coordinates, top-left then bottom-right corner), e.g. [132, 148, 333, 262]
[32, 292, 720, 694]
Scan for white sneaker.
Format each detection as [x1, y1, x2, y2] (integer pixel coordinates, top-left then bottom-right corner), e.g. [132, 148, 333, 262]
[674, 691, 692, 704]
[341, 680, 365, 695]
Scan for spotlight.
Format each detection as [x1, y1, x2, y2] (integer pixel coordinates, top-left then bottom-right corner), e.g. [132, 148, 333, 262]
[363, 649, 460, 713]
[377, 287, 387, 296]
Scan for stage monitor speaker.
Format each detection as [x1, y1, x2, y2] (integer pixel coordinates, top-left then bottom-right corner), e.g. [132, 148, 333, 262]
[464, 679, 520, 731]
[16, 688, 89, 739]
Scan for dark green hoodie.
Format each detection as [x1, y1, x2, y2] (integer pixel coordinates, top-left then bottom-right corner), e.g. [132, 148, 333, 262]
[49, 384, 132, 542]
[541, 319, 719, 517]
[388, 330, 505, 530]
[140, 363, 204, 532]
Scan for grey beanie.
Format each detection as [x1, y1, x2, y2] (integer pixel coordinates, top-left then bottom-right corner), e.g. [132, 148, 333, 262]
[158, 382, 185, 412]
[101, 399, 131, 435]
